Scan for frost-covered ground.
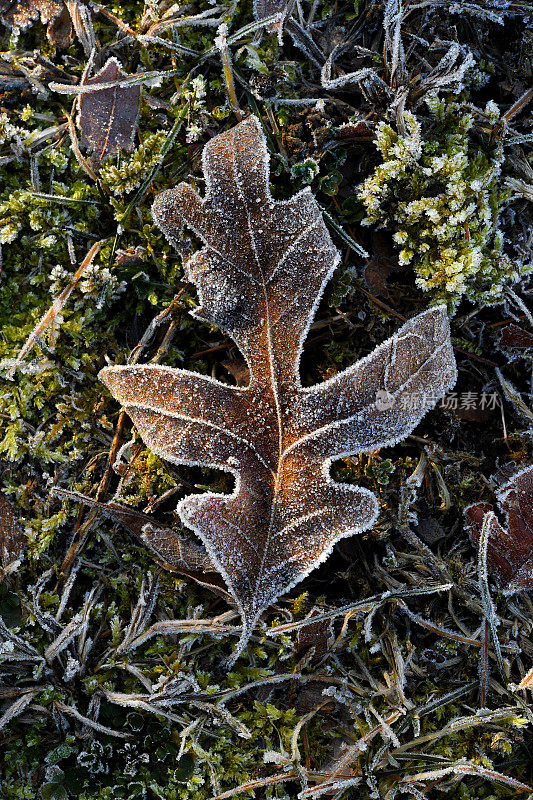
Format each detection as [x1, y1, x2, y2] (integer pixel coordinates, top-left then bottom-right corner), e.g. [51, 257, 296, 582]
[0, 1, 533, 798]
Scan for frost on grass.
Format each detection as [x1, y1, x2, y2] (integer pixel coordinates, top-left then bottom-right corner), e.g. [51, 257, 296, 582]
[77, 57, 141, 165]
[465, 465, 533, 594]
[100, 115, 457, 662]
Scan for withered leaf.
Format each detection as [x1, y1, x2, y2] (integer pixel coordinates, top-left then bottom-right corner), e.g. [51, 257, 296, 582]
[100, 115, 456, 661]
[295, 608, 335, 658]
[465, 465, 533, 594]
[498, 323, 533, 350]
[0, 492, 26, 570]
[0, 0, 63, 35]
[364, 230, 408, 298]
[78, 57, 141, 165]
[254, 0, 287, 20]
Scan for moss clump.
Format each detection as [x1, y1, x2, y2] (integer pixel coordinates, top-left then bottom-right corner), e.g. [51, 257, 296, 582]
[100, 131, 167, 196]
[358, 99, 528, 310]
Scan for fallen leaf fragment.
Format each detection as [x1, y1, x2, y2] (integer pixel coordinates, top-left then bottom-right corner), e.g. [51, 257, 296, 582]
[0, 0, 63, 36]
[465, 464, 533, 594]
[0, 492, 26, 570]
[498, 323, 533, 350]
[50, 488, 230, 598]
[254, 0, 287, 20]
[100, 115, 457, 662]
[77, 57, 141, 164]
[295, 608, 335, 657]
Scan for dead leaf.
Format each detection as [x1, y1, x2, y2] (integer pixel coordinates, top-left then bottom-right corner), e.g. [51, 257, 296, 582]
[100, 115, 457, 662]
[517, 666, 533, 690]
[465, 465, 533, 594]
[77, 57, 141, 165]
[254, 0, 287, 20]
[498, 323, 533, 349]
[46, 3, 72, 48]
[222, 358, 251, 387]
[51, 488, 216, 575]
[295, 608, 335, 657]
[0, 492, 26, 570]
[0, 0, 63, 39]
[364, 230, 408, 298]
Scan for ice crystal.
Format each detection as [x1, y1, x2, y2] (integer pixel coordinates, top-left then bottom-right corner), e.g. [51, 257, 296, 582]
[100, 115, 457, 662]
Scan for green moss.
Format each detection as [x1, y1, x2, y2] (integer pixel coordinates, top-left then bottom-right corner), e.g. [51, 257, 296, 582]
[358, 99, 529, 311]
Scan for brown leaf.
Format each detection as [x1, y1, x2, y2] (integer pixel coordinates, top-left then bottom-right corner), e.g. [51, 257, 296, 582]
[0, 492, 26, 570]
[254, 0, 287, 20]
[77, 57, 141, 165]
[0, 0, 63, 37]
[295, 608, 335, 657]
[51, 488, 215, 574]
[100, 115, 457, 662]
[364, 230, 407, 298]
[517, 666, 533, 690]
[498, 323, 533, 349]
[46, 3, 72, 48]
[465, 465, 533, 594]
[222, 358, 251, 387]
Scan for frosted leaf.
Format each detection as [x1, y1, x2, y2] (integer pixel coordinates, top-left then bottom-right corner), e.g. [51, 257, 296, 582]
[0, 491, 26, 570]
[100, 115, 457, 663]
[77, 57, 141, 165]
[253, 0, 287, 20]
[0, 0, 63, 33]
[498, 323, 533, 351]
[465, 465, 533, 594]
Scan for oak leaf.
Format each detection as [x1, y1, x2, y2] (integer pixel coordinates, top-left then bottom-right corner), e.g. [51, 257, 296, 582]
[465, 465, 533, 594]
[100, 115, 456, 661]
[77, 57, 141, 165]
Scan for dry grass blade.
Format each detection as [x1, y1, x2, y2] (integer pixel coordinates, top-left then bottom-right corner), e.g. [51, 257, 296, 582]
[0, 691, 37, 733]
[116, 612, 241, 653]
[54, 700, 133, 739]
[403, 759, 533, 793]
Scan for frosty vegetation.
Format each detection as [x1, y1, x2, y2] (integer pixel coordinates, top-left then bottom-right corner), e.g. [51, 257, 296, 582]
[0, 0, 532, 798]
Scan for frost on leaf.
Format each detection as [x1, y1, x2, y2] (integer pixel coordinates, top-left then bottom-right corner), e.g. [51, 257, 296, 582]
[78, 57, 141, 165]
[253, 0, 287, 20]
[99, 115, 457, 661]
[0, 492, 26, 570]
[465, 465, 533, 594]
[0, 0, 63, 34]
